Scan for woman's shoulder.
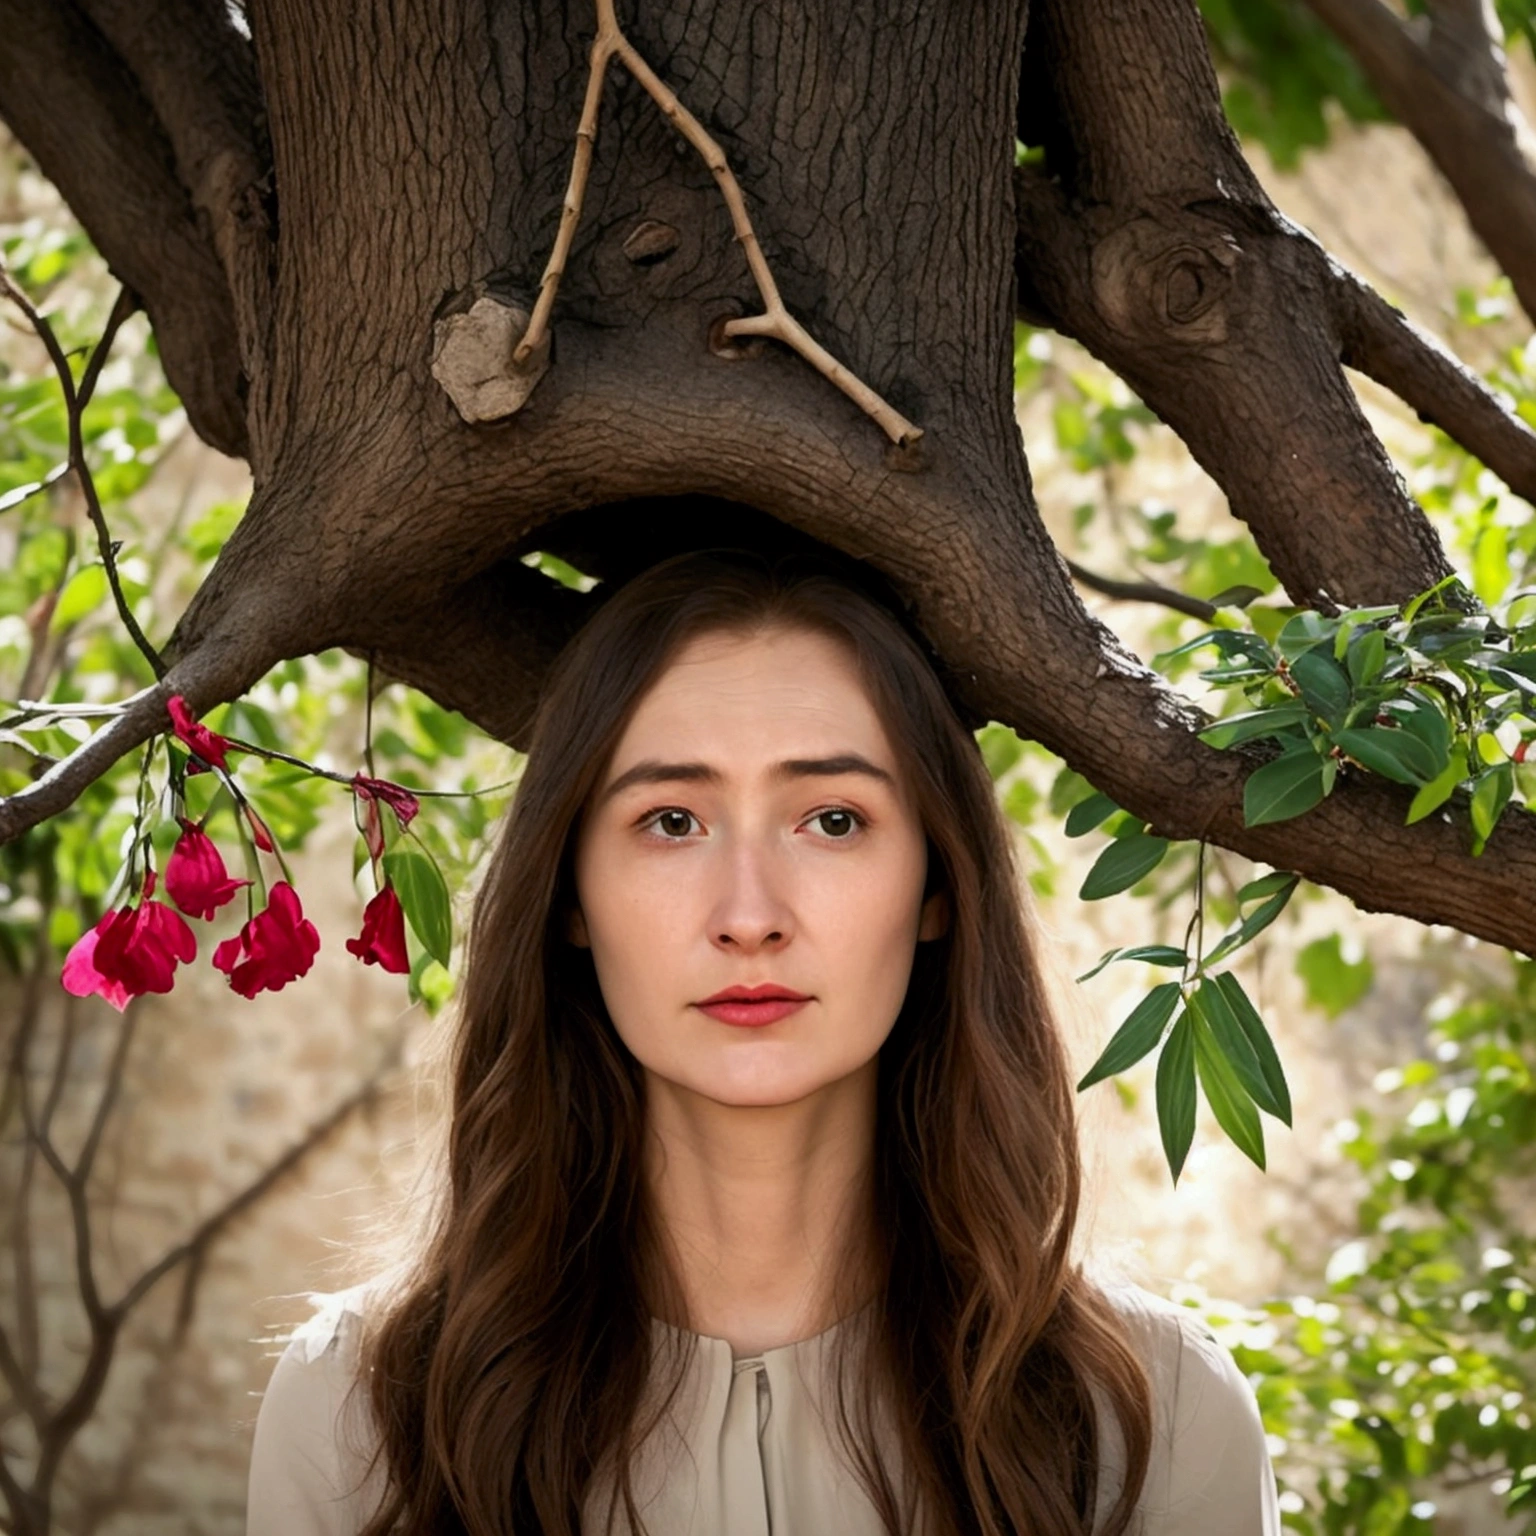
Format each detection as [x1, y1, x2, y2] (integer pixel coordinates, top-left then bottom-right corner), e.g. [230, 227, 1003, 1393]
[1092, 1279, 1280, 1535]
[247, 1283, 388, 1536]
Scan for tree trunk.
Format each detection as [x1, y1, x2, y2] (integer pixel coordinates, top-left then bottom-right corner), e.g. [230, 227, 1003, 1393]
[1, 0, 1535, 956]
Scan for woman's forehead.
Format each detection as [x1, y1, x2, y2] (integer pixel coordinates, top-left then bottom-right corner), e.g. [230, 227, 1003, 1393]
[602, 626, 904, 788]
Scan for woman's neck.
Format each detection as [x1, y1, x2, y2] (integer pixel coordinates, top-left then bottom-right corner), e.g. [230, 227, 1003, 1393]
[641, 1059, 881, 1357]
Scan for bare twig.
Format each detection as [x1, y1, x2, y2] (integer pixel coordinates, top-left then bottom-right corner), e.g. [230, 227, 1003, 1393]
[112, 1044, 402, 1317]
[1066, 559, 1220, 621]
[516, 0, 922, 446]
[0, 272, 166, 680]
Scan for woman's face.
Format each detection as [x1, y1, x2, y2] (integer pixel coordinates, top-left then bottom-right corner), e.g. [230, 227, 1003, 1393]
[570, 622, 947, 1109]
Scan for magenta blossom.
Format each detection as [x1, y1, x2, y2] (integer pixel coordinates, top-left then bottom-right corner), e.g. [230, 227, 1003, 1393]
[165, 820, 250, 920]
[211, 881, 320, 999]
[166, 695, 234, 774]
[345, 883, 410, 974]
[62, 870, 197, 1011]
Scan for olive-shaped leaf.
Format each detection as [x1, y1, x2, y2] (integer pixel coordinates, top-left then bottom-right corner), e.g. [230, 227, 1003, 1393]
[1211, 971, 1293, 1125]
[1077, 983, 1183, 1090]
[1156, 1013, 1198, 1185]
[1333, 726, 1439, 786]
[1190, 977, 1285, 1122]
[1290, 648, 1352, 726]
[1064, 792, 1119, 838]
[1076, 945, 1188, 984]
[1079, 833, 1170, 901]
[1243, 749, 1327, 827]
[1407, 748, 1468, 825]
[1198, 704, 1308, 750]
[1192, 1010, 1267, 1171]
[384, 846, 453, 968]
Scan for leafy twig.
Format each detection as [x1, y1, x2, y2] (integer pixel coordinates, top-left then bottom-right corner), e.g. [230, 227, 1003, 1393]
[0, 270, 165, 680]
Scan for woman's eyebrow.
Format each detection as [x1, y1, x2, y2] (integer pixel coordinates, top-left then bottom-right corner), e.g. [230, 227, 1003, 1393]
[599, 753, 895, 805]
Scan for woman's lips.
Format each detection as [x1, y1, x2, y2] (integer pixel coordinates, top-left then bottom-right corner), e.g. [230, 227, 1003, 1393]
[697, 997, 810, 1027]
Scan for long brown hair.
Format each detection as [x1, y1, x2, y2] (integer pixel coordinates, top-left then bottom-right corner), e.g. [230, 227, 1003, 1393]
[358, 546, 1152, 1535]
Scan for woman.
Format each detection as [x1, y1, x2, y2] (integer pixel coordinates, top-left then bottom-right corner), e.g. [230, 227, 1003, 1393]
[247, 547, 1279, 1535]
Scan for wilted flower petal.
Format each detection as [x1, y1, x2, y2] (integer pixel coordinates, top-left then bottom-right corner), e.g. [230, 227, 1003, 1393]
[166, 695, 234, 773]
[165, 820, 249, 920]
[212, 880, 320, 998]
[62, 872, 197, 1008]
[346, 883, 410, 974]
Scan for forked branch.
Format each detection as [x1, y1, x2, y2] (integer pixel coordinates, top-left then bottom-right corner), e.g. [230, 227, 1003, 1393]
[515, 0, 923, 446]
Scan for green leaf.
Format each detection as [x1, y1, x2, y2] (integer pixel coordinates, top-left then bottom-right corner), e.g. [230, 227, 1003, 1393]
[1210, 971, 1293, 1126]
[383, 845, 453, 967]
[1406, 747, 1468, 824]
[50, 564, 109, 630]
[977, 724, 1025, 780]
[1079, 832, 1171, 900]
[1470, 762, 1515, 853]
[1332, 725, 1439, 785]
[1064, 791, 1119, 838]
[1193, 1010, 1267, 1170]
[1294, 933, 1373, 1021]
[1290, 647, 1352, 725]
[1198, 704, 1307, 749]
[1243, 748, 1327, 826]
[1389, 696, 1452, 773]
[1204, 873, 1299, 965]
[1346, 627, 1387, 687]
[1235, 869, 1297, 903]
[1402, 572, 1459, 624]
[1077, 983, 1183, 1090]
[1191, 976, 1286, 1121]
[1155, 1012, 1198, 1185]
[1076, 945, 1188, 983]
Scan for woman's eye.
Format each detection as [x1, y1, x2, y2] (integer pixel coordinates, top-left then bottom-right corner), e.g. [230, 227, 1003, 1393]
[810, 808, 861, 838]
[649, 808, 698, 838]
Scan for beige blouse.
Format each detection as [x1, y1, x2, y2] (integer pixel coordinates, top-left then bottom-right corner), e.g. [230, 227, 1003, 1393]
[247, 1282, 1280, 1535]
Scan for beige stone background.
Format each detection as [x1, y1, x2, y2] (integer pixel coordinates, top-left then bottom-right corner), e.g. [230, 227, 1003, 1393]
[2, 51, 1533, 1536]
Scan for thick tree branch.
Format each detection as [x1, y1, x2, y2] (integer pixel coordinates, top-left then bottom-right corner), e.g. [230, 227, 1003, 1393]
[1301, 0, 1536, 324]
[1332, 266, 1536, 501]
[354, 560, 599, 752]
[1018, 0, 1460, 611]
[0, 0, 248, 456]
[75, 0, 273, 392]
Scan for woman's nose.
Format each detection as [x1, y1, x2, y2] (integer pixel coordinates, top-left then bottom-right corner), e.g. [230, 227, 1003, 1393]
[707, 836, 793, 951]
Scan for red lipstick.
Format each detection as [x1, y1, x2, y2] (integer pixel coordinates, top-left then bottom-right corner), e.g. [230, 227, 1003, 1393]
[695, 982, 811, 1028]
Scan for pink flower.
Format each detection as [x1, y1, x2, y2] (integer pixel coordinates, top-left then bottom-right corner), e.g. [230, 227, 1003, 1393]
[61, 870, 197, 1011]
[212, 881, 320, 998]
[164, 820, 250, 920]
[345, 884, 409, 973]
[166, 695, 234, 774]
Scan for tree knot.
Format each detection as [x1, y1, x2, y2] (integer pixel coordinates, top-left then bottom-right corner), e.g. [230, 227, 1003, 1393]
[1090, 216, 1240, 345]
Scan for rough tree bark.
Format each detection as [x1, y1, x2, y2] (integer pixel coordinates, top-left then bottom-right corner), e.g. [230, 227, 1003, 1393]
[0, 0, 1534, 956]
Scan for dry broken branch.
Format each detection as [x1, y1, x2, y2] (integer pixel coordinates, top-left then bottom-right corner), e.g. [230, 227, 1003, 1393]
[514, 0, 922, 446]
